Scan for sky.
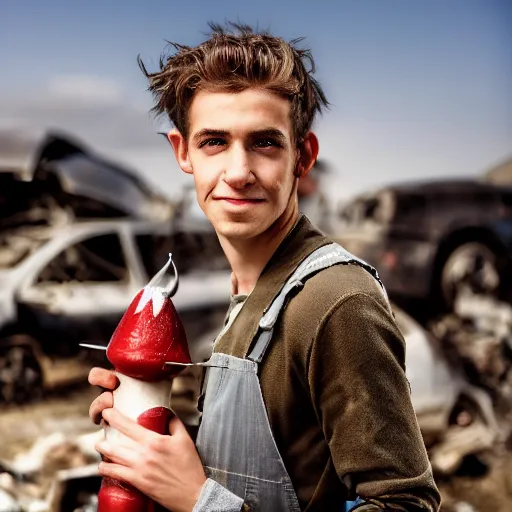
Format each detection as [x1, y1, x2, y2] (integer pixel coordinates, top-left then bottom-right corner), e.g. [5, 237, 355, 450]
[1, 0, 511, 206]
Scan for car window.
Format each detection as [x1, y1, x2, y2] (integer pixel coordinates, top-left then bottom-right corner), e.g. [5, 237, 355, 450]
[172, 231, 230, 273]
[135, 234, 173, 279]
[339, 190, 395, 226]
[393, 193, 427, 226]
[339, 198, 371, 225]
[37, 233, 127, 283]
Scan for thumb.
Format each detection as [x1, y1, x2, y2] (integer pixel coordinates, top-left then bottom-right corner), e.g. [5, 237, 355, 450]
[168, 415, 187, 437]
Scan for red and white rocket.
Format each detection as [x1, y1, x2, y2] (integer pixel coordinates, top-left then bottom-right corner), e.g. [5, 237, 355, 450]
[82, 255, 193, 512]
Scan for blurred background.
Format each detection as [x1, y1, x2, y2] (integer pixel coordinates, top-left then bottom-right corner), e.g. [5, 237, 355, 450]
[1, 1, 511, 511]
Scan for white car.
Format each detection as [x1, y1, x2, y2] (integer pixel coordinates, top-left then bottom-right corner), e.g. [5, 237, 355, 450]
[0, 219, 230, 404]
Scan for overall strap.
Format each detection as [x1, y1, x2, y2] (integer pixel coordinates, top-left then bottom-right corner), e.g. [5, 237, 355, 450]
[246, 243, 389, 364]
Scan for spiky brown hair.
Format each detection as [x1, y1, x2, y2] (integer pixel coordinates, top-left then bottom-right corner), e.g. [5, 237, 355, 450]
[138, 22, 329, 144]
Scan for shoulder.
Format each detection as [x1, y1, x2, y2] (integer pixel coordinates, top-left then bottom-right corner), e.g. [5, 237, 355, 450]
[283, 260, 405, 356]
[285, 260, 390, 323]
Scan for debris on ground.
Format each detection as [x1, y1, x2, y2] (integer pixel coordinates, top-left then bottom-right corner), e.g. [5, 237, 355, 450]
[0, 429, 101, 512]
[430, 292, 512, 437]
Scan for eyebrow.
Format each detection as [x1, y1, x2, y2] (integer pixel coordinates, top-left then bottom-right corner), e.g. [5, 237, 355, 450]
[192, 128, 288, 145]
[192, 129, 229, 144]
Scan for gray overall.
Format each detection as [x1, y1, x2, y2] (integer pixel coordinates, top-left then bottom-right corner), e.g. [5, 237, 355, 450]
[195, 243, 388, 511]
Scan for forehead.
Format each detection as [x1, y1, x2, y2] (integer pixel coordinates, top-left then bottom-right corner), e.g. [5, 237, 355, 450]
[188, 89, 292, 137]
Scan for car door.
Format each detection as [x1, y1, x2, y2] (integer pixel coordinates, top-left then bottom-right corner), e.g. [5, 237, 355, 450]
[17, 230, 138, 351]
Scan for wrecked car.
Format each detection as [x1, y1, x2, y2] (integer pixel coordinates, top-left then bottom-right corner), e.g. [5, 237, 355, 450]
[0, 219, 231, 404]
[0, 126, 173, 227]
[335, 178, 512, 315]
[393, 306, 500, 475]
[0, 126, 504, 483]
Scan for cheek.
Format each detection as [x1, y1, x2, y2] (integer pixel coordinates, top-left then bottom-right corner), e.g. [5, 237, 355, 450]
[267, 168, 295, 198]
[189, 156, 220, 198]
[272, 179, 285, 194]
[260, 155, 294, 187]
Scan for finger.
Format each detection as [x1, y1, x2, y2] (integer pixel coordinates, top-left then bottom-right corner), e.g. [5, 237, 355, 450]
[95, 439, 139, 468]
[168, 415, 187, 437]
[88, 367, 119, 389]
[102, 408, 151, 443]
[98, 461, 140, 489]
[89, 391, 114, 425]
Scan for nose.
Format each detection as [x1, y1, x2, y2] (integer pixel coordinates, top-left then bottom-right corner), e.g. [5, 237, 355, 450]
[222, 143, 255, 189]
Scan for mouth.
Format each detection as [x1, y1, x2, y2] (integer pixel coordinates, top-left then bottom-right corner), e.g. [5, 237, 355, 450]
[214, 197, 265, 206]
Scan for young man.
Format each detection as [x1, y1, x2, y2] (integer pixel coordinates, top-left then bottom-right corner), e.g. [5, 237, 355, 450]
[89, 23, 441, 511]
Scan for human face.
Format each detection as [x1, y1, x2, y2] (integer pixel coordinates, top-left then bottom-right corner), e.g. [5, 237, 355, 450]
[173, 89, 300, 240]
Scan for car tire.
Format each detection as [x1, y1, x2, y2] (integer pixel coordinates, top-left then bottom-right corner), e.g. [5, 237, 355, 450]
[440, 241, 501, 311]
[0, 344, 44, 405]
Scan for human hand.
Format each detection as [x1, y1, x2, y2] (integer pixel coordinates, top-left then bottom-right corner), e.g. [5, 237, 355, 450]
[95, 407, 206, 512]
[88, 367, 119, 425]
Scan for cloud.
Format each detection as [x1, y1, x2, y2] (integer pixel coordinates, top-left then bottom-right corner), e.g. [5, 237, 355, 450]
[46, 74, 124, 106]
[0, 74, 155, 143]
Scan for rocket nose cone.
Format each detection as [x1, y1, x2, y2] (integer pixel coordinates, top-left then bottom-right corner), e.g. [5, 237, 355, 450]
[107, 289, 191, 380]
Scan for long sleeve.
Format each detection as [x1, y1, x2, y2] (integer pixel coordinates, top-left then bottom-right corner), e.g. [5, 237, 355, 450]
[193, 478, 247, 511]
[308, 292, 441, 511]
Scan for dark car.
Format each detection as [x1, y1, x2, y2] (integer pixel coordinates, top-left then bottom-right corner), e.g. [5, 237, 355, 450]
[335, 178, 512, 315]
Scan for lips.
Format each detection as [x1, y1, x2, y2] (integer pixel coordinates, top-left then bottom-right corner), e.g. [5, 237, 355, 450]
[214, 197, 264, 204]
[225, 199, 261, 204]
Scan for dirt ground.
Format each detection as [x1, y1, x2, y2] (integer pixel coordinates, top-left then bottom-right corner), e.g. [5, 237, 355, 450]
[437, 450, 512, 512]
[0, 386, 98, 461]
[1, 386, 512, 511]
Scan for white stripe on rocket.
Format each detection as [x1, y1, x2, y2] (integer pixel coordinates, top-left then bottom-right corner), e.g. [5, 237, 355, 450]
[105, 373, 173, 444]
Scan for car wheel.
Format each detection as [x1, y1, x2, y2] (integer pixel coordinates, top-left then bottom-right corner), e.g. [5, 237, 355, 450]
[0, 345, 43, 405]
[440, 242, 500, 310]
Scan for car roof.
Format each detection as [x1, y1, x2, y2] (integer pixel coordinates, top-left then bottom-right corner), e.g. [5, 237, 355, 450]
[2, 218, 172, 241]
[378, 177, 512, 196]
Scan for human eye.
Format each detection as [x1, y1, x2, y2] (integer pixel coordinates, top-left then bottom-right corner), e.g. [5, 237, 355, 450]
[199, 138, 226, 148]
[254, 138, 281, 149]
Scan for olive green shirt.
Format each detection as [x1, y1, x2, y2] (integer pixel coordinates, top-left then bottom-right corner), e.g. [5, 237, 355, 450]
[214, 215, 440, 511]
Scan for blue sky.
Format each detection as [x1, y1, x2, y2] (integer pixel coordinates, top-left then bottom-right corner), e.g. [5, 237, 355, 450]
[2, 0, 511, 204]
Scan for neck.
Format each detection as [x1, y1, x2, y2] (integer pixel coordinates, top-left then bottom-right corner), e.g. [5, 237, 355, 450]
[219, 202, 300, 296]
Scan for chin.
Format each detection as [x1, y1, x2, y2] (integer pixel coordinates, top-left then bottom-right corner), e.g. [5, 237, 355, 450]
[214, 219, 267, 240]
